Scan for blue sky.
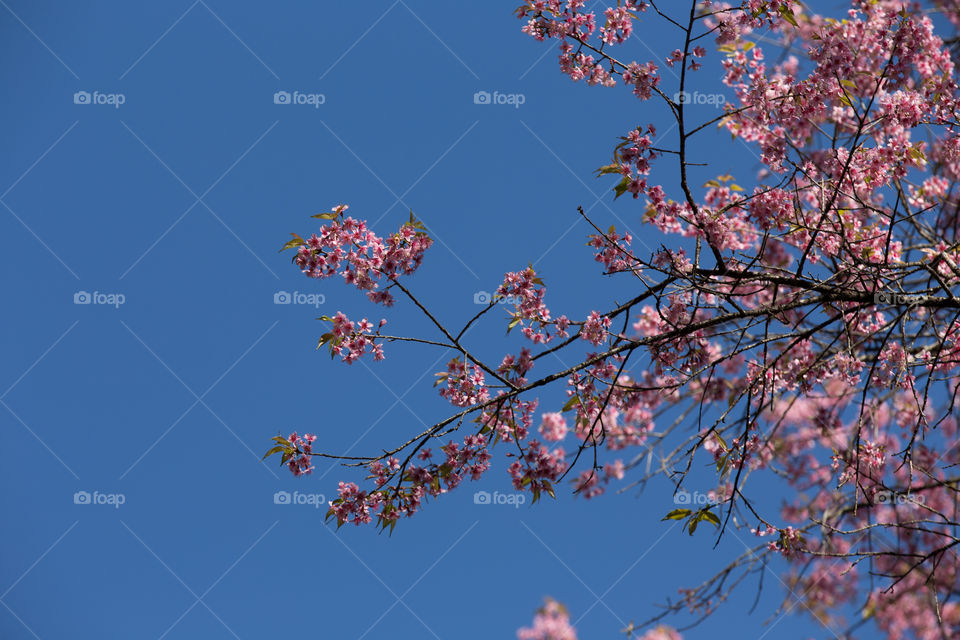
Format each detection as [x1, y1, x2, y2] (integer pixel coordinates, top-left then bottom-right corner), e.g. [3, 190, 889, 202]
[0, 2, 839, 638]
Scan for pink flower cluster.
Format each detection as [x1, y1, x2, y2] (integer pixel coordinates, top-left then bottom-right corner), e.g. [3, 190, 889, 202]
[517, 598, 578, 640]
[518, 1, 686, 92]
[497, 267, 569, 344]
[437, 358, 489, 407]
[622, 61, 660, 100]
[539, 412, 568, 442]
[285, 432, 316, 476]
[481, 396, 539, 443]
[507, 439, 567, 499]
[599, 5, 635, 44]
[568, 365, 661, 448]
[588, 226, 642, 275]
[722, 4, 955, 179]
[580, 311, 612, 346]
[617, 125, 658, 196]
[320, 312, 386, 364]
[291, 205, 432, 307]
[640, 627, 683, 640]
[571, 459, 625, 499]
[498, 348, 535, 384]
[327, 432, 492, 527]
[516, 597, 684, 640]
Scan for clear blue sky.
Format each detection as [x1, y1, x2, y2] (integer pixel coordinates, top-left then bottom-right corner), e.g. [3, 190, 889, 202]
[0, 2, 835, 638]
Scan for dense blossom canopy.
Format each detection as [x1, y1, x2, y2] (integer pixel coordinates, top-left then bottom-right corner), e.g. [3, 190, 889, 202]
[270, 1, 960, 637]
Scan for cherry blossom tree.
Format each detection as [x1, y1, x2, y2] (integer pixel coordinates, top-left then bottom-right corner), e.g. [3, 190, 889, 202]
[268, 1, 960, 637]
[516, 599, 682, 640]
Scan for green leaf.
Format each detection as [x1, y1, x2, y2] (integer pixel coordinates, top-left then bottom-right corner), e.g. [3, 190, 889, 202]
[779, 5, 799, 27]
[595, 163, 622, 176]
[613, 175, 632, 200]
[543, 481, 556, 499]
[316, 332, 335, 350]
[714, 432, 729, 452]
[311, 212, 339, 220]
[662, 508, 692, 521]
[688, 518, 699, 535]
[262, 445, 286, 460]
[328, 335, 345, 359]
[406, 209, 428, 232]
[717, 453, 729, 474]
[561, 395, 582, 412]
[701, 510, 721, 527]
[507, 317, 522, 333]
[279, 233, 305, 252]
